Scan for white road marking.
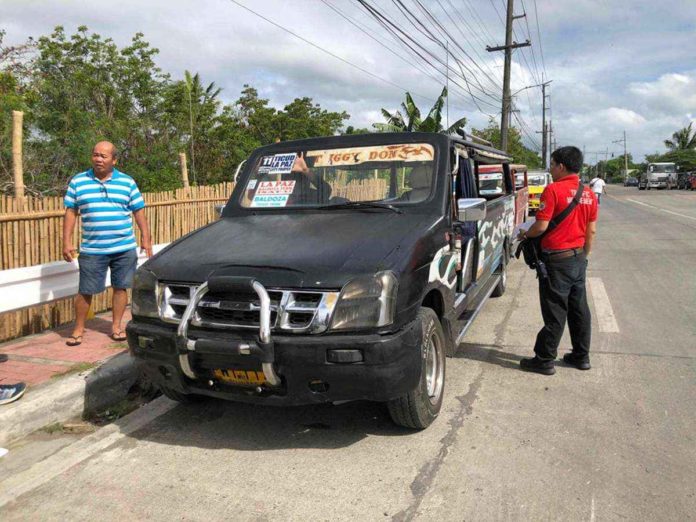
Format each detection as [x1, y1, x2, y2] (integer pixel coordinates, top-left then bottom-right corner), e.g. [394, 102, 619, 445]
[588, 277, 619, 333]
[626, 198, 696, 222]
[590, 494, 596, 522]
[0, 397, 176, 508]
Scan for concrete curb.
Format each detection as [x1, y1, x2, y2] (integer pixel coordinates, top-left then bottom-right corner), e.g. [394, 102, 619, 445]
[0, 352, 140, 447]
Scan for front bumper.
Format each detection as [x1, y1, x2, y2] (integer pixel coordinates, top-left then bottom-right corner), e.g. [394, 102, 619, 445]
[127, 318, 422, 406]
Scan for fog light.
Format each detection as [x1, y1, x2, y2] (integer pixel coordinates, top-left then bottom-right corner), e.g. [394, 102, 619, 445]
[327, 349, 364, 364]
[138, 336, 154, 349]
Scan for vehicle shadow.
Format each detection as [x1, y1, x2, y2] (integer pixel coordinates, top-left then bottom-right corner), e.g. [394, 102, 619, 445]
[455, 342, 523, 370]
[126, 396, 414, 451]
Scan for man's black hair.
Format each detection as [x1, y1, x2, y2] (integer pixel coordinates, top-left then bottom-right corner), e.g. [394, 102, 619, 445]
[551, 146, 583, 173]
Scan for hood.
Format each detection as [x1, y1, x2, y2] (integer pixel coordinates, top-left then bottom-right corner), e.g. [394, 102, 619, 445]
[145, 211, 436, 289]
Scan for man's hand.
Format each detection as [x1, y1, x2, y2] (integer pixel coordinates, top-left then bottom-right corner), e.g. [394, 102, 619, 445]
[516, 229, 527, 241]
[63, 244, 77, 262]
[141, 239, 153, 258]
[291, 153, 310, 176]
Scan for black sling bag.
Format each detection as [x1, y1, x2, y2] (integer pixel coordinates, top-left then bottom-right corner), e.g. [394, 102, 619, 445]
[515, 182, 585, 279]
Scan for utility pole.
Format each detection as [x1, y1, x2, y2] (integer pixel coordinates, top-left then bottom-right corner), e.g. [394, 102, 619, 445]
[446, 40, 449, 130]
[541, 80, 552, 169]
[486, 0, 530, 152]
[612, 131, 628, 180]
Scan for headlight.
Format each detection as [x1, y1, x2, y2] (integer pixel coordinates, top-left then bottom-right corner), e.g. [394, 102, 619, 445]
[329, 271, 398, 331]
[131, 269, 159, 318]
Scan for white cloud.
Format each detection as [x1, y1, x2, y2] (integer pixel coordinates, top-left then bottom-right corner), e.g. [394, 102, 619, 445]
[629, 72, 696, 116]
[2, 0, 696, 161]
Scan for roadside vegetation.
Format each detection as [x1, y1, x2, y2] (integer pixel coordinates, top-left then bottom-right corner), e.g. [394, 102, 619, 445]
[2, 26, 545, 196]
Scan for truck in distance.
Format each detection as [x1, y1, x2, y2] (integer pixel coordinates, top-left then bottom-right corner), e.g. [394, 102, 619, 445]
[127, 132, 515, 429]
[646, 162, 677, 189]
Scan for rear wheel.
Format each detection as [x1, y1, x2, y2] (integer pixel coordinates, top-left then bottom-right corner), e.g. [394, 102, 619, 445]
[387, 307, 445, 429]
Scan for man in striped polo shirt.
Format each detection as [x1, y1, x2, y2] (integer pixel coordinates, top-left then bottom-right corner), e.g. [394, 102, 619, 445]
[62, 141, 152, 346]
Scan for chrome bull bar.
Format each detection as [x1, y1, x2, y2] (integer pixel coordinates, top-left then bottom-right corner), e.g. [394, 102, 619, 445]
[175, 277, 281, 387]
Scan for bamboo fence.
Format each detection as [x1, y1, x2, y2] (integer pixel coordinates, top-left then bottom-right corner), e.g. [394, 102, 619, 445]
[0, 179, 385, 342]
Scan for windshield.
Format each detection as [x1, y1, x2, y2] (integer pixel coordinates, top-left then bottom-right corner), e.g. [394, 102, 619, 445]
[239, 143, 436, 209]
[528, 174, 549, 186]
[649, 164, 676, 173]
[479, 172, 504, 195]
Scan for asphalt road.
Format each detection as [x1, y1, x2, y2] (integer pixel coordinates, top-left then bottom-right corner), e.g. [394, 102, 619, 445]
[2, 186, 695, 521]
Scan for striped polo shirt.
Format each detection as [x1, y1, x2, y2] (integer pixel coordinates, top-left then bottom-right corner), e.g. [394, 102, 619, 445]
[64, 168, 145, 255]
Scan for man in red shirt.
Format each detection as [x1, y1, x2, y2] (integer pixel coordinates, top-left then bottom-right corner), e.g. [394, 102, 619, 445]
[517, 146, 598, 375]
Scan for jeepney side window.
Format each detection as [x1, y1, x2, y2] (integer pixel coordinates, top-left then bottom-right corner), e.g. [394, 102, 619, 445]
[477, 164, 506, 199]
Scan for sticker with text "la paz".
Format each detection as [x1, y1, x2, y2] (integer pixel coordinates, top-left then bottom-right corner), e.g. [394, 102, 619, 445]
[250, 181, 296, 207]
[258, 153, 297, 175]
[255, 180, 296, 196]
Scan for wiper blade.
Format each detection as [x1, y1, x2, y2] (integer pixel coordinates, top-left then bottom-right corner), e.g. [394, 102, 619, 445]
[318, 201, 402, 214]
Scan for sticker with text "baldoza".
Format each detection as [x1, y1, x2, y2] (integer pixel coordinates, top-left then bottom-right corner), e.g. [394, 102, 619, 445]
[250, 180, 296, 207]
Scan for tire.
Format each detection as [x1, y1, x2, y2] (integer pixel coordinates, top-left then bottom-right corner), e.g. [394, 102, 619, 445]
[491, 246, 508, 297]
[159, 384, 204, 403]
[387, 307, 446, 430]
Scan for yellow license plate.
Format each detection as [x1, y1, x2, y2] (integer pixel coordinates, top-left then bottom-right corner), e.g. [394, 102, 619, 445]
[213, 368, 266, 387]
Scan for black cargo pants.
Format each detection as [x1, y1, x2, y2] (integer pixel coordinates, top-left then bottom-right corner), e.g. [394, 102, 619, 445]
[533, 252, 591, 361]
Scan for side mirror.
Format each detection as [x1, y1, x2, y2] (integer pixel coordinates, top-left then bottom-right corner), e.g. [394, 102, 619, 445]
[457, 198, 487, 221]
[215, 204, 225, 217]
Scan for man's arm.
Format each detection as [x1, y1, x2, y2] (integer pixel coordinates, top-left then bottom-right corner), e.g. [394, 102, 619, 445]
[62, 208, 78, 262]
[584, 221, 596, 257]
[133, 209, 153, 257]
[518, 218, 549, 240]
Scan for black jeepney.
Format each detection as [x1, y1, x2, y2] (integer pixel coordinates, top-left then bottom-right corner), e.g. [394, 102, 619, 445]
[127, 132, 516, 429]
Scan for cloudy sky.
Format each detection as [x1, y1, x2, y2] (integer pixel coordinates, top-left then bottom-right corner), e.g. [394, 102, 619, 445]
[2, 0, 695, 162]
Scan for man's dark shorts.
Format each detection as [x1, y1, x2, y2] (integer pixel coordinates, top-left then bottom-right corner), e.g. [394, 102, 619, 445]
[78, 249, 138, 295]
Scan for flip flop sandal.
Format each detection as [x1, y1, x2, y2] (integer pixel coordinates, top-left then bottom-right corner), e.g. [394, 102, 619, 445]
[66, 335, 83, 346]
[109, 331, 127, 342]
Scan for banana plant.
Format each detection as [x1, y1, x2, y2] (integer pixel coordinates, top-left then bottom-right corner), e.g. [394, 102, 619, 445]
[374, 87, 467, 135]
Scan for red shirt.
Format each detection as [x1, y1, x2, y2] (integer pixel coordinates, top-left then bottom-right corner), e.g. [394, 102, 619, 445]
[535, 174, 598, 251]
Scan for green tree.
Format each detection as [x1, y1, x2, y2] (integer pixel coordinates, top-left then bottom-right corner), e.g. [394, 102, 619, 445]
[374, 87, 467, 134]
[277, 97, 348, 141]
[1, 27, 352, 194]
[645, 149, 696, 173]
[28, 26, 178, 192]
[471, 118, 542, 169]
[0, 30, 38, 192]
[664, 122, 696, 151]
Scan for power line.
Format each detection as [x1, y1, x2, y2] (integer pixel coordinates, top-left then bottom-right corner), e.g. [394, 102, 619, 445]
[520, 0, 544, 84]
[227, 0, 444, 108]
[387, 0, 500, 100]
[355, 0, 500, 112]
[532, 0, 548, 80]
[319, 0, 460, 105]
[408, 0, 503, 94]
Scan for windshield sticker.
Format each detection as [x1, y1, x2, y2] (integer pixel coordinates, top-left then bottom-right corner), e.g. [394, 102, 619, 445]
[250, 180, 296, 208]
[246, 179, 257, 190]
[308, 143, 434, 167]
[258, 153, 298, 175]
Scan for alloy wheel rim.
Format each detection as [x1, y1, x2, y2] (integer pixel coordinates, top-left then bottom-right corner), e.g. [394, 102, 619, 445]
[425, 331, 444, 404]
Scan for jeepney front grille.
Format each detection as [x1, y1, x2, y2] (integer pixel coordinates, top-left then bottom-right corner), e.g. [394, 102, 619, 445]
[158, 283, 336, 333]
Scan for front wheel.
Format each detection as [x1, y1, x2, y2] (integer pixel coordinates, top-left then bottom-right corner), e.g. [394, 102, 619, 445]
[387, 307, 446, 429]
